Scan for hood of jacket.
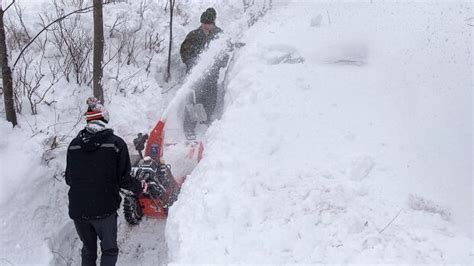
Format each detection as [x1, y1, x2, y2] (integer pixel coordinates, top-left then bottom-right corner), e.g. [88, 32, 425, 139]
[78, 128, 114, 152]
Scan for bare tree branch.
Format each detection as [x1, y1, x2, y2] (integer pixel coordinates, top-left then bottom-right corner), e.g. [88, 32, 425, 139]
[13, 1, 108, 69]
[165, 0, 175, 82]
[2, 0, 16, 14]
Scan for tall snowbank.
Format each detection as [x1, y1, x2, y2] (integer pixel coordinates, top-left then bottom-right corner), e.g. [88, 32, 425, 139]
[166, 1, 472, 264]
[0, 0, 274, 264]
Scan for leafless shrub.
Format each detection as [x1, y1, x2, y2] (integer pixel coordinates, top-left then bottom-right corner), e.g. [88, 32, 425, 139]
[104, 0, 165, 89]
[4, 4, 30, 52]
[106, 7, 142, 67]
[175, 5, 190, 26]
[13, 86, 22, 114]
[145, 31, 164, 54]
[6, 0, 166, 113]
[242, 0, 256, 13]
[245, 0, 273, 27]
[14, 54, 61, 115]
[13, 4, 30, 39]
[39, 0, 92, 85]
[115, 69, 143, 96]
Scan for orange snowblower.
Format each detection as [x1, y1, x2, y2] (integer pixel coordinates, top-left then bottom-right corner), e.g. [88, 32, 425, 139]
[123, 116, 204, 224]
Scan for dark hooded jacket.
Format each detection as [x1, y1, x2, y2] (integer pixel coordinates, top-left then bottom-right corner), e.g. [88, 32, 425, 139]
[65, 129, 141, 220]
[180, 26, 223, 70]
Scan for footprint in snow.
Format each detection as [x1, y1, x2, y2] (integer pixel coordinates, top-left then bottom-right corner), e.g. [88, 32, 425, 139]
[349, 155, 375, 181]
[261, 44, 305, 65]
[323, 42, 369, 66]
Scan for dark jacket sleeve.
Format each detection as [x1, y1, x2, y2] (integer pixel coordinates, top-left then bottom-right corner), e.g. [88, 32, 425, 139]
[180, 31, 199, 68]
[214, 26, 223, 36]
[65, 139, 79, 187]
[65, 144, 72, 186]
[116, 138, 142, 194]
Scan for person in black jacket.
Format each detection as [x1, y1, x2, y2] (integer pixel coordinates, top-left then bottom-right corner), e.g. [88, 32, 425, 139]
[65, 97, 144, 266]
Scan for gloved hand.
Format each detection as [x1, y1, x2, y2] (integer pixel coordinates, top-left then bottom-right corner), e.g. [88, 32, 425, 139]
[133, 133, 148, 154]
[141, 180, 149, 194]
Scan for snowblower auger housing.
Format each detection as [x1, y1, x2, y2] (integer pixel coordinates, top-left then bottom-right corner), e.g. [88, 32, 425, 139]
[123, 133, 181, 225]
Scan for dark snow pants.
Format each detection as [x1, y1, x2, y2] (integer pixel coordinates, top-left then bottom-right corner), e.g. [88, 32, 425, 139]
[73, 213, 119, 266]
[183, 67, 219, 137]
[195, 67, 219, 122]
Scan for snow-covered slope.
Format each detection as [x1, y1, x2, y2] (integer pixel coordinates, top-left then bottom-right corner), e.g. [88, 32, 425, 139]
[0, 0, 267, 265]
[166, 1, 473, 264]
[0, 0, 472, 265]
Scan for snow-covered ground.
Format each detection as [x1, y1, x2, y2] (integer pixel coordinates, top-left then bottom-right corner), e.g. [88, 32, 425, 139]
[166, 1, 473, 264]
[0, 0, 472, 265]
[0, 0, 265, 265]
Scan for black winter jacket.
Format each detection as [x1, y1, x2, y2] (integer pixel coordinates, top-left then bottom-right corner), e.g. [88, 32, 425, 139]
[65, 128, 141, 220]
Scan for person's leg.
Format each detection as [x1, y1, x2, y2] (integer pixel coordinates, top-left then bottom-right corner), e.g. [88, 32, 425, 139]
[193, 69, 219, 125]
[74, 220, 98, 266]
[183, 106, 198, 138]
[201, 72, 219, 123]
[206, 81, 218, 122]
[91, 213, 119, 266]
[183, 91, 198, 139]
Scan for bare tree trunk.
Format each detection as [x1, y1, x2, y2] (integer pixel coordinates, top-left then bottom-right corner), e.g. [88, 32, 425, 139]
[1, 2, 18, 127]
[165, 0, 175, 83]
[93, 0, 104, 103]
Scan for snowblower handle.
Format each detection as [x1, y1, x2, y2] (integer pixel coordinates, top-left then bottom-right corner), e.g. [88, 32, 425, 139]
[133, 133, 149, 159]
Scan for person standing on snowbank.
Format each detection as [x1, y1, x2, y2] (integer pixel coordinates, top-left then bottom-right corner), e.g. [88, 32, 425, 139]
[180, 8, 223, 71]
[65, 97, 146, 266]
[180, 8, 229, 137]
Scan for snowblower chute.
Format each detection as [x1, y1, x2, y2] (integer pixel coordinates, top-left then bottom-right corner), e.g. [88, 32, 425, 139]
[122, 41, 243, 225]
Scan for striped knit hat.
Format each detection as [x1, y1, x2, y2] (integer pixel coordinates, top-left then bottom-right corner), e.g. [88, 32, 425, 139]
[85, 97, 109, 123]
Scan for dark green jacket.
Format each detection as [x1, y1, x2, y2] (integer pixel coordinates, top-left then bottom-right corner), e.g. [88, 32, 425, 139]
[180, 26, 223, 70]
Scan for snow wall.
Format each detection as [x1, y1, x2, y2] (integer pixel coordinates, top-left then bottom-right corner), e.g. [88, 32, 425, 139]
[166, 1, 473, 264]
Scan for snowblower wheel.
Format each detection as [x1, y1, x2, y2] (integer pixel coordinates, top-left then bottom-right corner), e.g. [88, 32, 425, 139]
[123, 195, 143, 225]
